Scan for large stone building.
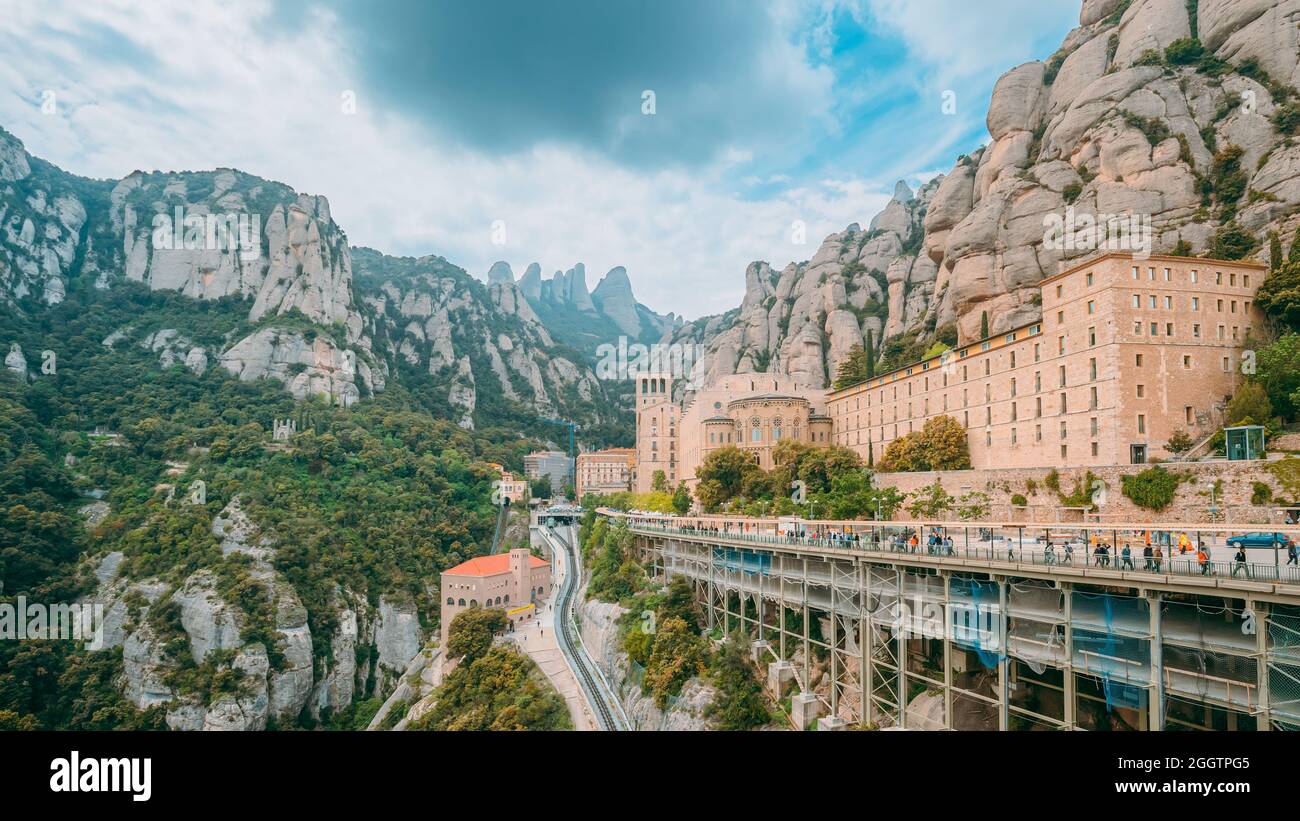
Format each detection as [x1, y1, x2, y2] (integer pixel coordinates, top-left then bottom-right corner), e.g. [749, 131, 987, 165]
[576, 447, 635, 500]
[634, 372, 832, 493]
[523, 450, 572, 496]
[828, 253, 1266, 469]
[439, 549, 552, 646]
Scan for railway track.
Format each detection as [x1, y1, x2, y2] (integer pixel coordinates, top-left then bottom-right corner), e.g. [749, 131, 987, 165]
[546, 525, 628, 731]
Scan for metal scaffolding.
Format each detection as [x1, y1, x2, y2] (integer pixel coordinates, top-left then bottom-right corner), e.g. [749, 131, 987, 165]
[635, 525, 1299, 731]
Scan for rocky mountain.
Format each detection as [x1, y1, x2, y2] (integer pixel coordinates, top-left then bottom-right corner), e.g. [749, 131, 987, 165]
[671, 0, 1300, 388]
[493, 258, 680, 355]
[0, 126, 626, 436]
[667, 178, 938, 389]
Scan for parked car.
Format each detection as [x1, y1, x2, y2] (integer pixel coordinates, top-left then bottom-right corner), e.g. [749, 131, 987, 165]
[1226, 532, 1295, 549]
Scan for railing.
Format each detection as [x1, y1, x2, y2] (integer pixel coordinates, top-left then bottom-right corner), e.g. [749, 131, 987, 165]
[625, 522, 1300, 586]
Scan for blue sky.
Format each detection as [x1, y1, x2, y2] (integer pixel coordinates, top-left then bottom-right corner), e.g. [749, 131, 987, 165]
[0, 0, 1078, 318]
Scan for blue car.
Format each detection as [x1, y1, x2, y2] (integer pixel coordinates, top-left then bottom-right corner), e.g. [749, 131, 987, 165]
[1226, 532, 1295, 549]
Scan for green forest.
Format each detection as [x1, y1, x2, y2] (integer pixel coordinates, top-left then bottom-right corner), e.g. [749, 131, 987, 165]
[0, 281, 553, 729]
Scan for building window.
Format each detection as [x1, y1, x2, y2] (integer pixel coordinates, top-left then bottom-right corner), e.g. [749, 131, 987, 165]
[1133, 320, 1142, 335]
[1010, 377, 1017, 397]
[1035, 424, 1042, 442]
[1088, 327, 1096, 346]
[1090, 386, 1098, 408]
[1150, 321, 1158, 336]
[1135, 353, 1143, 367]
[1011, 428, 1018, 445]
[1086, 272, 1094, 286]
[1183, 355, 1191, 369]
[1034, 343, 1041, 362]
[1058, 336, 1065, 355]
[1035, 397, 1042, 418]
[1091, 441, 1099, 457]
[1057, 310, 1065, 325]
[1089, 358, 1097, 380]
[1132, 294, 1140, 308]
[1059, 365, 1066, 387]
[1136, 384, 1145, 398]
[1192, 297, 1199, 311]
[1193, 323, 1201, 338]
[1090, 417, 1099, 436]
[1191, 269, 1198, 283]
[1149, 295, 1157, 309]
[1087, 300, 1095, 314]
[1137, 414, 1146, 434]
[1164, 295, 1173, 309]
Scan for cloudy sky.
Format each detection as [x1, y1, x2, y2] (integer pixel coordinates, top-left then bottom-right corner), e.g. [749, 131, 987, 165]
[0, 0, 1077, 318]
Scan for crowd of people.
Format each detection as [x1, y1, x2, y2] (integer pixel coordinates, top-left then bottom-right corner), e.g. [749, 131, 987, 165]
[625, 513, 1300, 580]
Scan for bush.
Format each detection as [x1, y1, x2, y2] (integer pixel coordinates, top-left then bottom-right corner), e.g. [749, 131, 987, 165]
[1165, 37, 1205, 65]
[1121, 467, 1183, 511]
[1010, 493, 1028, 507]
[1252, 481, 1274, 506]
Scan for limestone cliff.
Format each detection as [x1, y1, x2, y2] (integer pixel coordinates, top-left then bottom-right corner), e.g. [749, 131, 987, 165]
[671, 0, 1300, 386]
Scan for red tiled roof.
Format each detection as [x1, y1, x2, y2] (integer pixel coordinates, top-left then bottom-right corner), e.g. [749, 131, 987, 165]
[444, 553, 548, 577]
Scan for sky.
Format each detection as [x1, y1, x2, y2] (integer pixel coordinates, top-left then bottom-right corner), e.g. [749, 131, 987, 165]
[0, 0, 1078, 319]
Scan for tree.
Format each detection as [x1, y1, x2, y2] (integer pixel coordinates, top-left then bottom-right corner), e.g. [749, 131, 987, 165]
[695, 446, 761, 509]
[878, 431, 927, 472]
[706, 633, 771, 730]
[671, 482, 691, 515]
[1210, 220, 1257, 260]
[651, 469, 668, 493]
[906, 481, 954, 519]
[1256, 260, 1300, 332]
[956, 490, 991, 521]
[446, 607, 509, 663]
[833, 343, 868, 389]
[980, 311, 989, 339]
[529, 477, 551, 498]
[865, 330, 876, 379]
[876, 415, 971, 472]
[920, 416, 972, 470]
[1257, 334, 1300, 421]
[1165, 429, 1195, 456]
[1271, 231, 1284, 271]
[1225, 380, 1274, 427]
[1290, 224, 1300, 264]
[643, 616, 706, 708]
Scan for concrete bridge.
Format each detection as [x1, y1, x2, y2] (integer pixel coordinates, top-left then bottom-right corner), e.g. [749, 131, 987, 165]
[604, 510, 1300, 732]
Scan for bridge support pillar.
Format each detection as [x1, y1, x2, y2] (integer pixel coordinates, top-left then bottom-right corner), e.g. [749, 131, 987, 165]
[817, 716, 847, 731]
[791, 692, 822, 730]
[768, 660, 796, 697]
[751, 639, 771, 665]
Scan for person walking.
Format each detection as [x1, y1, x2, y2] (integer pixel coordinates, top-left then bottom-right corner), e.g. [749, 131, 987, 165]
[1289, 541, 1299, 566]
[1063, 541, 1074, 565]
[1197, 547, 1212, 576]
[1143, 543, 1154, 571]
[1044, 542, 1057, 566]
[1232, 546, 1251, 579]
[1153, 544, 1164, 573]
[1120, 543, 1135, 571]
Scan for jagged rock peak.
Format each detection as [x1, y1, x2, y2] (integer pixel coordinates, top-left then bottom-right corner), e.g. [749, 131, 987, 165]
[487, 260, 514, 285]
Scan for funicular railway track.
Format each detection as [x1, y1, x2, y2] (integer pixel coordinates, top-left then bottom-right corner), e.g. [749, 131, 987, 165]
[545, 525, 627, 731]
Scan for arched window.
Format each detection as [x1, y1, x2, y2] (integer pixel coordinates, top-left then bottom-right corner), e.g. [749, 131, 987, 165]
[469, 599, 478, 607]
[446, 597, 454, 605]
[495, 596, 502, 605]
[457, 598, 465, 606]
[504, 594, 510, 603]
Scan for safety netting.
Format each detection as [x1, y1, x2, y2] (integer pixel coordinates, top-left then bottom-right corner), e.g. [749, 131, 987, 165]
[1071, 591, 1152, 712]
[1160, 600, 1257, 713]
[1268, 604, 1300, 725]
[949, 576, 1001, 669]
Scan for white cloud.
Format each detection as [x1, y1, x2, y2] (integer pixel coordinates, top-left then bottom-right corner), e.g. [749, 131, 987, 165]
[0, 0, 894, 319]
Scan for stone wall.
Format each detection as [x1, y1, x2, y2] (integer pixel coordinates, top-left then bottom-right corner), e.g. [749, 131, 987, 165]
[875, 458, 1298, 524]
